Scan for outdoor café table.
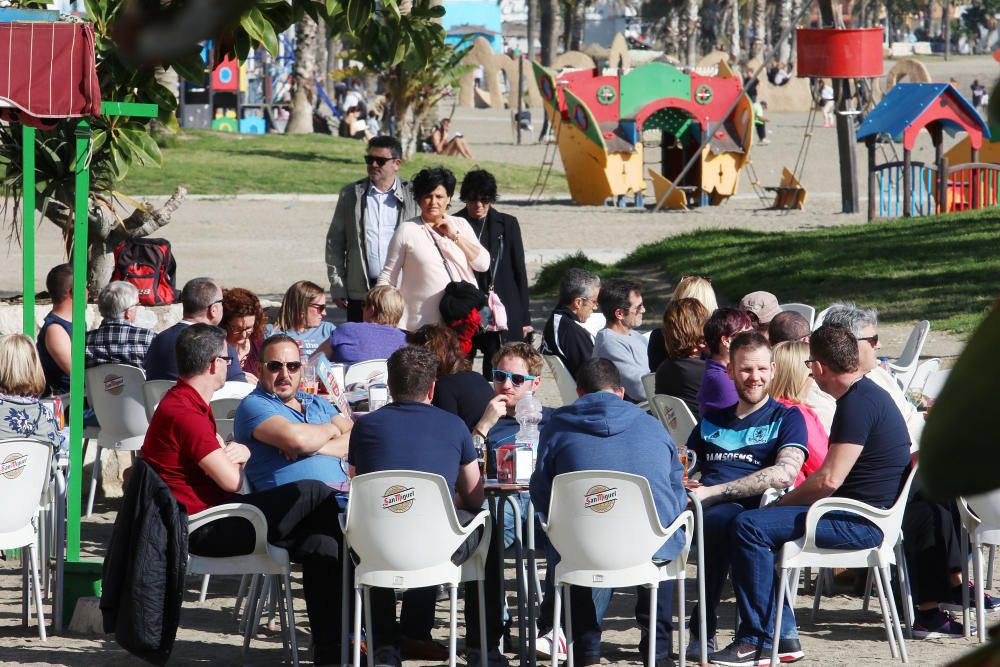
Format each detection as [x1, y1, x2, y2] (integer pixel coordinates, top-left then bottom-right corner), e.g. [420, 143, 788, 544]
[484, 480, 538, 666]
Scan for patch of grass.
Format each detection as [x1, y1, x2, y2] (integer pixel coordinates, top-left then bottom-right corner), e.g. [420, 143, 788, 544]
[533, 208, 1000, 336]
[530, 251, 619, 296]
[122, 129, 566, 195]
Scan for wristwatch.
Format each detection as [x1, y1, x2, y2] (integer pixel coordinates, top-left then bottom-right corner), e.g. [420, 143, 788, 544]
[472, 433, 486, 450]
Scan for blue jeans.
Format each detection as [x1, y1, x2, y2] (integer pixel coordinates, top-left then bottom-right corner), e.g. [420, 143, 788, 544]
[691, 501, 798, 640]
[540, 544, 674, 659]
[731, 506, 884, 647]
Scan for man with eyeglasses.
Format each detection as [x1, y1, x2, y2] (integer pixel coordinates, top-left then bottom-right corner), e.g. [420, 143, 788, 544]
[326, 135, 418, 323]
[821, 302, 923, 442]
[593, 278, 649, 402]
[141, 324, 347, 666]
[144, 277, 247, 383]
[85, 281, 155, 368]
[233, 334, 353, 492]
[541, 267, 601, 379]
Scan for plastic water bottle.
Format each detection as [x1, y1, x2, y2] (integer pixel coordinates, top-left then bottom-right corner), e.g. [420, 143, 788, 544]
[514, 391, 543, 452]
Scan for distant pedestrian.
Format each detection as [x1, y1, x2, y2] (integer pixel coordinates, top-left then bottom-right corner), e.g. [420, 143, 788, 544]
[971, 80, 986, 110]
[819, 80, 835, 127]
[753, 99, 769, 144]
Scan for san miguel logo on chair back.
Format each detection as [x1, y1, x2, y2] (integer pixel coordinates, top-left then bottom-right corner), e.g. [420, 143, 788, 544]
[1, 453, 28, 479]
[382, 485, 415, 513]
[584, 485, 618, 513]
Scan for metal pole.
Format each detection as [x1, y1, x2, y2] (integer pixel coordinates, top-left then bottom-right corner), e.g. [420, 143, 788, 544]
[22, 125, 36, 337]
[902, 147, 912, 218]
[867, 139, 876, 221]
[517, 54, 525, 145]
[67, 119, 91, 562]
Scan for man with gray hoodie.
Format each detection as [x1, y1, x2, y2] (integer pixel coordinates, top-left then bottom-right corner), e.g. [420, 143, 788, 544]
[530, 358, 686, 667]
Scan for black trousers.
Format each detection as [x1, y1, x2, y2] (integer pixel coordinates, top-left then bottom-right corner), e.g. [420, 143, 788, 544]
[902, 484, 962, 605]
[368, 509, 503, 650]
[346, 298, 366, 323]
[189, 480, 344, 660]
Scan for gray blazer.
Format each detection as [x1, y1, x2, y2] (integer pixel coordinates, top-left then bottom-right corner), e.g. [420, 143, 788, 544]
[325, 177, 418, 301]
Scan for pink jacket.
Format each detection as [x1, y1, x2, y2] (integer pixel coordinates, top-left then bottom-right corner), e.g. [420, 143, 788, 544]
[777, 398, 830, 487]
[377, 215, 489, 331]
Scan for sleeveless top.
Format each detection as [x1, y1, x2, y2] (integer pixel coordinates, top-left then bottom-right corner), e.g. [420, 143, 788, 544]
[37, 313, 72, 396]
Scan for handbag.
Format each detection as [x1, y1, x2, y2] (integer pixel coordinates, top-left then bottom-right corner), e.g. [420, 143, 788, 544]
[484, 233, 508, 332]
[429, 226, 492, 334]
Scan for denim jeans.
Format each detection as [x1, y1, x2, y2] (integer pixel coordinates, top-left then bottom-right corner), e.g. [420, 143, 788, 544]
[731, 505, 884, 647]
[539, 544, 674, 659]
[690, 501, 798, 640]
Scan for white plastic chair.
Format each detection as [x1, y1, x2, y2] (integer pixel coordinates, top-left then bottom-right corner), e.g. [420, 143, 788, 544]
[888, 321, 930, 392]
[544, 354, 580, 407]
[768, 464, 919, 666]
[343, 359, 388, 391]
[812, 306, 832, 330]
[905, 358, 940, 396]
[142, 379, 176, 421]
[921, 369, 950, 401]
[187, 503, 299, 665]
[650, 394, 698, 448]
[84, 364, 149, 517]
[212, 381, 254, 401]
[210, 397, 242, 421]
[340, 471, 491, 667]
[215, 419, 235, 445]
[580, 312, 605, 340]
[0, 438, 54, 640]
[542, 471, 694, 667]
[642, 374, 660, 420]
[957, 490, 1000, 642]
[779, 303, 815, 330]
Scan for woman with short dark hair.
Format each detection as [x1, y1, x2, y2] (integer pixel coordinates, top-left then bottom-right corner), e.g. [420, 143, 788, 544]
[377, 167, 490, 331]
[454, 169, 532, 378]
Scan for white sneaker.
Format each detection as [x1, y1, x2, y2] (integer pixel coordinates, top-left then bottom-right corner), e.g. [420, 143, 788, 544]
[536, 628, 567, 660]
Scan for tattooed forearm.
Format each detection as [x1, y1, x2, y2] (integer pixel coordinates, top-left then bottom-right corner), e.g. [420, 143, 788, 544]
[716, 447, 806, 500]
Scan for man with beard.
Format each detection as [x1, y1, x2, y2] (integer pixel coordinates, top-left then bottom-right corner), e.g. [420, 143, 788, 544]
[234, 334, 353, 492]
[684, 331, 808, 663]
[711, 324, 911, 666]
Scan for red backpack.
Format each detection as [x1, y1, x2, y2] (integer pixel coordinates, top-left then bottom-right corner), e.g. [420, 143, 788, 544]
[111, 238, 178, 306]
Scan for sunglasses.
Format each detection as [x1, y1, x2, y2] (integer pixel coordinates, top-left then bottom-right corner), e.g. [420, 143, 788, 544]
[803, 359, 815, 368]
[492, 369, 537, 387]
[858, 334, 879, 346]
[467, 197, 493, 205]
[364, 155, 394, 166]
[215, 355, 233, 366]
[264, 360, 303, 373]
[309, 303, 327, 313]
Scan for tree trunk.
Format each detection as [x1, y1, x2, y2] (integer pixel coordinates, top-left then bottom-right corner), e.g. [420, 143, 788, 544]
[752, 0, 767, 60]
[540, 0, 559, 65]
[666, 8, 681, 60]
[685, 0, 698, 65]
[286, 15, 319, 134]
[942, 0, 951, 60]
[562, 2, 575, 54]
[776, 0, 792, 62]
[728, 0, 740, 63]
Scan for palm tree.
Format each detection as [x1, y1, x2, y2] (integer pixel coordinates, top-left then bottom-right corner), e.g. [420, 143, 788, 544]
[287, 15, 320, 134]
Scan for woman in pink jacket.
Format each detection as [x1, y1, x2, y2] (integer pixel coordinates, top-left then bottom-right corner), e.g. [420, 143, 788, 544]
[377, 167, 490, 332]
[771, 340, 829, 486]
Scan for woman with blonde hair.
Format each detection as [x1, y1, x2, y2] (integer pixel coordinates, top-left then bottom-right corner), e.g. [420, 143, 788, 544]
[317, 285, 407, 366]
[0, 334, 60, 444]
[268, 280, 336, 358]
[649, 275, 719, 371]
[771, 340, 828, 485]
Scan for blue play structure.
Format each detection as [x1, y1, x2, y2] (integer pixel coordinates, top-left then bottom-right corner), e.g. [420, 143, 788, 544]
[857, 83, 995, 220]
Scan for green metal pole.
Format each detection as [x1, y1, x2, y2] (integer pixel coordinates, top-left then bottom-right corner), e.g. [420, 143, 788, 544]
[67, 120, 91, 562]
[22, 125, 35, 337]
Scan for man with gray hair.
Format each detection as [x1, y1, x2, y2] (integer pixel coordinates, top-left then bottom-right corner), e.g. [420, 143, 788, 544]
[541, 267, 600, 379]
[144, 277, 247, 382]
[85, 281, 155, 368]
[822, 301, 923, 441]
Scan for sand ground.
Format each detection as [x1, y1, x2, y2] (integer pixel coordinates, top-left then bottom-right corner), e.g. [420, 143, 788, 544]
[0, 55, 994, 666]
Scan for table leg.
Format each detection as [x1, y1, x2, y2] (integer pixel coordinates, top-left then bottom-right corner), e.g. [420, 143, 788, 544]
[54, 469, 67, 634]
[527, 500, 537, 667]
[489, 495, 505, 655]
[509, 497, 527, 666]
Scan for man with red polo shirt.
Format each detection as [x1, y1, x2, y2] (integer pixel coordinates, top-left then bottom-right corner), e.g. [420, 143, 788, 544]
[141, 323, 344, 665]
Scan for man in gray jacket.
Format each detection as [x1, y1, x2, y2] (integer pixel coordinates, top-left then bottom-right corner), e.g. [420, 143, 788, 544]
[325, 136, 418, 322]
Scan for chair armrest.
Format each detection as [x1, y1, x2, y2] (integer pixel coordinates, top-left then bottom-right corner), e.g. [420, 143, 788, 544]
[189, 503, 271, 555]
[956, 497, 981, 532]
[456, 508, 491, 538]
[799, 496, 894, 552]
[661, 509, 695, 563]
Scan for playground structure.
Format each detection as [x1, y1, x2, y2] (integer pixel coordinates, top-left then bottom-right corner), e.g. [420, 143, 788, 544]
[530, 58, 754, 208]
[857, 82, 995, 220]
